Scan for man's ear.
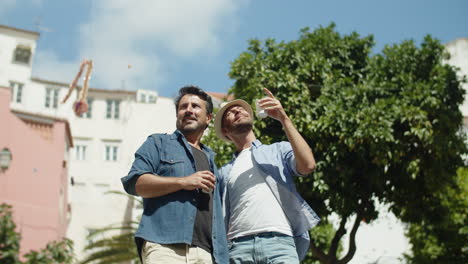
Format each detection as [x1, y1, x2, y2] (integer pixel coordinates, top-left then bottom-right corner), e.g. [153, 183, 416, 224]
[222, 127, 228, 136]
[204, 113, 213, 128]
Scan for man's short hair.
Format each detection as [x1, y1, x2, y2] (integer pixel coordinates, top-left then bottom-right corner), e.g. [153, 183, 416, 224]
[174, 85, 213, 115]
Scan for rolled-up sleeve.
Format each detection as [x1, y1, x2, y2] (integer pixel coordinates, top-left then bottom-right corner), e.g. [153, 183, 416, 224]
[279, 142, 308, 177]
[121, 135, 160, 196]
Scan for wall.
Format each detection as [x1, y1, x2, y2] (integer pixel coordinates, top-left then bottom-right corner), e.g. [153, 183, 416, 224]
[0, 86, 70, 255]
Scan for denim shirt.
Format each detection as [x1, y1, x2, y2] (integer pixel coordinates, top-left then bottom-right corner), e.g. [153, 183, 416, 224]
[121, 130, 229, 264]
[218, 140, 320, 260]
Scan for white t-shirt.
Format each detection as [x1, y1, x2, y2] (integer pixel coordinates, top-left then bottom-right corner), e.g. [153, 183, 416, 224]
[226, 147, 293, 240]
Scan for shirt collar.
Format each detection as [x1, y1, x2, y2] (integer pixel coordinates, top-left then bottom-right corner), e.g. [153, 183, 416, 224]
[251, 139, 262, 148]
[172, 129, 215, 156]
[231, 139, 263, 159]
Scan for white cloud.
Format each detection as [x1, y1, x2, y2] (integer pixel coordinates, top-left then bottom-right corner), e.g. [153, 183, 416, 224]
[33, 50, 81, 84]
[33, 0, 247, 91]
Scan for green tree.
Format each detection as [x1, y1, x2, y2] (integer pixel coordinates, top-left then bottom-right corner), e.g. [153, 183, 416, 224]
[0, 203, 74, 264]
[0, 203, 21, 264]
[80, 224, 138, 264]
[205, 24, 466, 263]
[404, 167, 467, 263]
[22, 239, 74, 264]
[80, 191, 141, 264]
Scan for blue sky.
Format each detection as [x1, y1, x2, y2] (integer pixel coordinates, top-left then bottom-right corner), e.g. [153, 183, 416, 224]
[1, 0, 467, 98]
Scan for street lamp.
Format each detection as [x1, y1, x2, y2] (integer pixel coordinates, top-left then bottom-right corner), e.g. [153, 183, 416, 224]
[0, 148, 12, 171]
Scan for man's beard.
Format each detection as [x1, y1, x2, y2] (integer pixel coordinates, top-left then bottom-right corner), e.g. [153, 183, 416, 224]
[231, 121, 253, 135]
[177, 122, 205, 135]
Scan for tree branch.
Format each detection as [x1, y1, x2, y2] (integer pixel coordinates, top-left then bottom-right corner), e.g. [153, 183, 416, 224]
[330, 216, 347, 257]
[338, 213, 363, 264]
[309, 240, 329, 263]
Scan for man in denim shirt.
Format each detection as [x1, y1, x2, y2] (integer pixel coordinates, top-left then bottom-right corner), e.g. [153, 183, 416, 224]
[214, 88, 320, 264]
[121, 86, 228, 264]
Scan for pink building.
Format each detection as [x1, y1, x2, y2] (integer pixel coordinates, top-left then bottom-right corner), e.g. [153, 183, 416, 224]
[0, 86, 73, 255]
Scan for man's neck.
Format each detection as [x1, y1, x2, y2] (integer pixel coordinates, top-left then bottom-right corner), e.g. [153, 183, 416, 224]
[184, 132, 203, 150]
[231, 130, 256, 152]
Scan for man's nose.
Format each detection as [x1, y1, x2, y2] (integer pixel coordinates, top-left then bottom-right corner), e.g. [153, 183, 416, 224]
[185, 105, 194, 114]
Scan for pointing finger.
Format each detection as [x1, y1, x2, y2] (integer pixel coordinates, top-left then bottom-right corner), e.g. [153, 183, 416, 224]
[263, 88, 275, 98]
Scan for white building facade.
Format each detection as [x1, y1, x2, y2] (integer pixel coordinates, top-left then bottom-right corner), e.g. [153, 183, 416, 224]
[446, 38, 468, 130]
[0, 24, 176, 261]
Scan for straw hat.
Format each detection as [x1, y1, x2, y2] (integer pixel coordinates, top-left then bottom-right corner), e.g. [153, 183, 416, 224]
[214, 99, 253, 142]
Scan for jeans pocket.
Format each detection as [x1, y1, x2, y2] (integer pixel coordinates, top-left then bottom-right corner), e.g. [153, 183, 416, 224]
[265, 236, 299, 264]
[143, 241, 161, 258]
[228, 240, 236, 251]
[274, 235, 296, 248]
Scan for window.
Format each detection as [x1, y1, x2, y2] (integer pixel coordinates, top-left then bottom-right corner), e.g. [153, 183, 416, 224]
[9, 81, 24, 103]
[148, 95, 156, 103]
[106, 99, 120, 119]
[45, 88, 59, 109]
[75, 145, 87, 161]
[0, 148, 12, 170]
[79, 98, 93, 118]
[105, 145, 118, 161]
[59, 189, 65, 224]
[140, 93, 146, 103]
[13, 45, 32, 64]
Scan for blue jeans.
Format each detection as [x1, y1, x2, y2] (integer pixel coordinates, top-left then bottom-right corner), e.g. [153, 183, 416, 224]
[228, 232, 299, 264]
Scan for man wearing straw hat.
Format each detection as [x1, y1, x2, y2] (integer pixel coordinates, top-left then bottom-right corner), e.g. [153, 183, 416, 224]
[214, 88, 319, 264]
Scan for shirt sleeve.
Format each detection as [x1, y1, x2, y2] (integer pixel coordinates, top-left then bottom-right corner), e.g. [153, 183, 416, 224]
[121, 135, 160, 196]
[218, 165, 227, 202]
[280, 141, 308, 177]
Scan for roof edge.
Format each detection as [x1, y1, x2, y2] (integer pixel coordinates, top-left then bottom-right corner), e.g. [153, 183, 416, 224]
[0, 24, 40, 37]
[11, 109, 73, 147]
[31, 77, 136, 95]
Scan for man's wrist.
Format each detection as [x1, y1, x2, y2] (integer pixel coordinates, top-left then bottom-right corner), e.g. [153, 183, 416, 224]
[176, 177, 186, 190]
[280, 116, 292, 127]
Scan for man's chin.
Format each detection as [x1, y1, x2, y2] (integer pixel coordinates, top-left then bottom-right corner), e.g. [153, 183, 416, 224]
[232, 122, 253, 134]
[179, 125, 203, 135]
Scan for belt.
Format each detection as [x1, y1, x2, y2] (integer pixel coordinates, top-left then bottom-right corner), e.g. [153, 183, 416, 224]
[231, 232, 290, 242]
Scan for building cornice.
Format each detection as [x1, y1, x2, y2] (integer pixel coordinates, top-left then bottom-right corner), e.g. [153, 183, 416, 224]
[31, 77, 137, 96]
[10, 109, 74, 148]
[0, 24, 40, 38]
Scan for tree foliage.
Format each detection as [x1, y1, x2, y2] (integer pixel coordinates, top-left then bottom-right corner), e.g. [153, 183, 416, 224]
[0, 203, 74, 264]
[80, 191, 141, 264]
[205, 23, 466, 263]
[80, 225, 138, 264]
[405, 167, 467, 263]
[0, 204, 21, 264]
[22, 239, 74, 264]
